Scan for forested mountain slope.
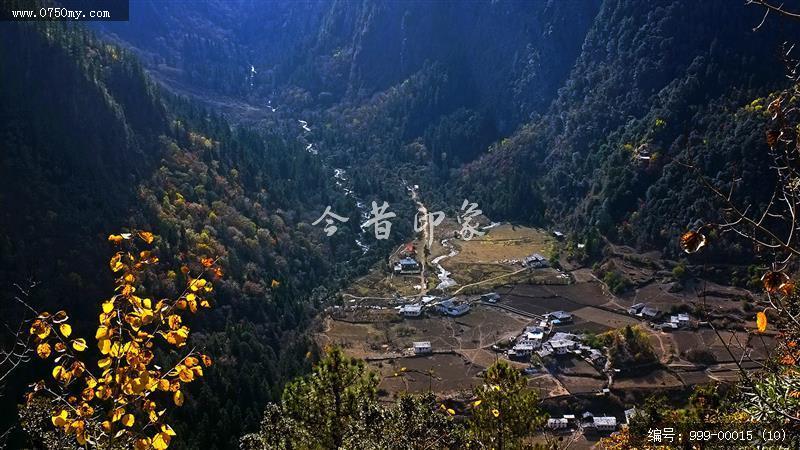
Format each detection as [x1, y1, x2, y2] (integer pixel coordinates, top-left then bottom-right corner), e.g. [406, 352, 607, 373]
[0, 21, 376, 449]
[99, 0, 601, 132]
[101, 1, 800, 262]
[460, 0, 798, 257]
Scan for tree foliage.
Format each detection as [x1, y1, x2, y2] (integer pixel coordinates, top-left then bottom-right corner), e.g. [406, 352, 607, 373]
[22, 231, 218, 449]
[242, 349, 546, 450]
[467, 360, 547, 449]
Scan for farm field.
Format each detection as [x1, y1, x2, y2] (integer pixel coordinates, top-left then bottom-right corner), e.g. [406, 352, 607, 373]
[376, 353, 484, 395]
[318, 218, 776, 412]
[612, 369, 684, 390]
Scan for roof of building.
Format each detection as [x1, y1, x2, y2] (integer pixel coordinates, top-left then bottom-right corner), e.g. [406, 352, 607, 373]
[629, 303, 645, 310]
[440, 299, 469, 310]
[548, 418, 568, 425]
[563, 414, 576, 420]
[549, 339, 574, 349]
[400, 257, 419, 265]
[400, 304, 422, 312]
[594, 416, 617, 426]
[551, 332, 576, 341]
[523, 331, 544, 340]
[413, 341, 431, 347]
[640, 306, 660, 317]
[549, 310, 572, 320]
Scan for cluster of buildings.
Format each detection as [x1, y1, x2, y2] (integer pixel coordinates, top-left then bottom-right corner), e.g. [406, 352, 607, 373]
[507, 314, 606, 369]
[628, 303, 692, 331]
[397, 296, 472, 318]
[547, 411, 617, 433]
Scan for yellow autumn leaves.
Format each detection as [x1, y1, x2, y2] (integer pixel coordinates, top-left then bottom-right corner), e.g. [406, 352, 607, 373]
[678, 229, 786, 336]
[28, 230, 219, 449]
[756, 311, 768, 333]
[108, 230, 154, 245]
[680, 230, 707, 254]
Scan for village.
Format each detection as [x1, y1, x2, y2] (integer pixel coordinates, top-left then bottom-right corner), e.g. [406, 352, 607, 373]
[316, 211, 774, 446]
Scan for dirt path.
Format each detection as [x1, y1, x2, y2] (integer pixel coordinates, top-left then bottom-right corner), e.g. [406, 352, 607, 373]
[408, 185, 430, 294]
[452, 267, 528, 295]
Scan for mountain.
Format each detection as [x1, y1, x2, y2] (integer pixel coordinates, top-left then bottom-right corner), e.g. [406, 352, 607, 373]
[4, 0, 800, 448]
[98, 0, 601, 131]
[100, 1, 797, 263]
[0, 20, 385, 449]
[460, 0, 797, 257]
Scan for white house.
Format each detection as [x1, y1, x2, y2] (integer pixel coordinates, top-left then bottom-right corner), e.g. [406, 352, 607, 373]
[511, 343, 535, 357]
[399, 304, 422, 317]
[593, 416, 617, 432]
[547, 418, 568, 430]
[413, 341, 431, 354]
[548, 339, 574, 355]
[517, 326, 545, 349]
[670, 313, 690, 327]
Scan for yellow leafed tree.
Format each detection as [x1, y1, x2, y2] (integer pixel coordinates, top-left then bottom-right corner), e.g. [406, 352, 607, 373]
[25, 231, 218, 449]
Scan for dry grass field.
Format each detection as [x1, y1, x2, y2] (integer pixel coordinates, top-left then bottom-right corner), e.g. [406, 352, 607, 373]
[446, 224, 553, 264]
[375, 353, 484, 395]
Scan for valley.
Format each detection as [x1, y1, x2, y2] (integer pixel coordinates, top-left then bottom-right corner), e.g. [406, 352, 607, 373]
[3, 1, 799, 448]
[315, 191, 773, 443]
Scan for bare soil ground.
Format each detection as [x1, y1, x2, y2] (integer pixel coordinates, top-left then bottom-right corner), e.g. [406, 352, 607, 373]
[613, 369, 684, 390]
[571, 307, 640, 330]
[556, 374, 606, 394]
[320, 305, 532, 358]
[528, 374, 570, 398]
[629, 280, 753, 316]
[551, 357, 603, 377]
[375, 353, 484, 396]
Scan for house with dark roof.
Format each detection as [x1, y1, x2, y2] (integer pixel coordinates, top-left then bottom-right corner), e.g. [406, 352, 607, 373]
[638, 306, 660, 320]
[394, 257, 421, 275]
[546, 310, 573, 325]
[523, 253, 549, 268]
[437, 299, 470, 317]
[628, 303, 645, 315]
